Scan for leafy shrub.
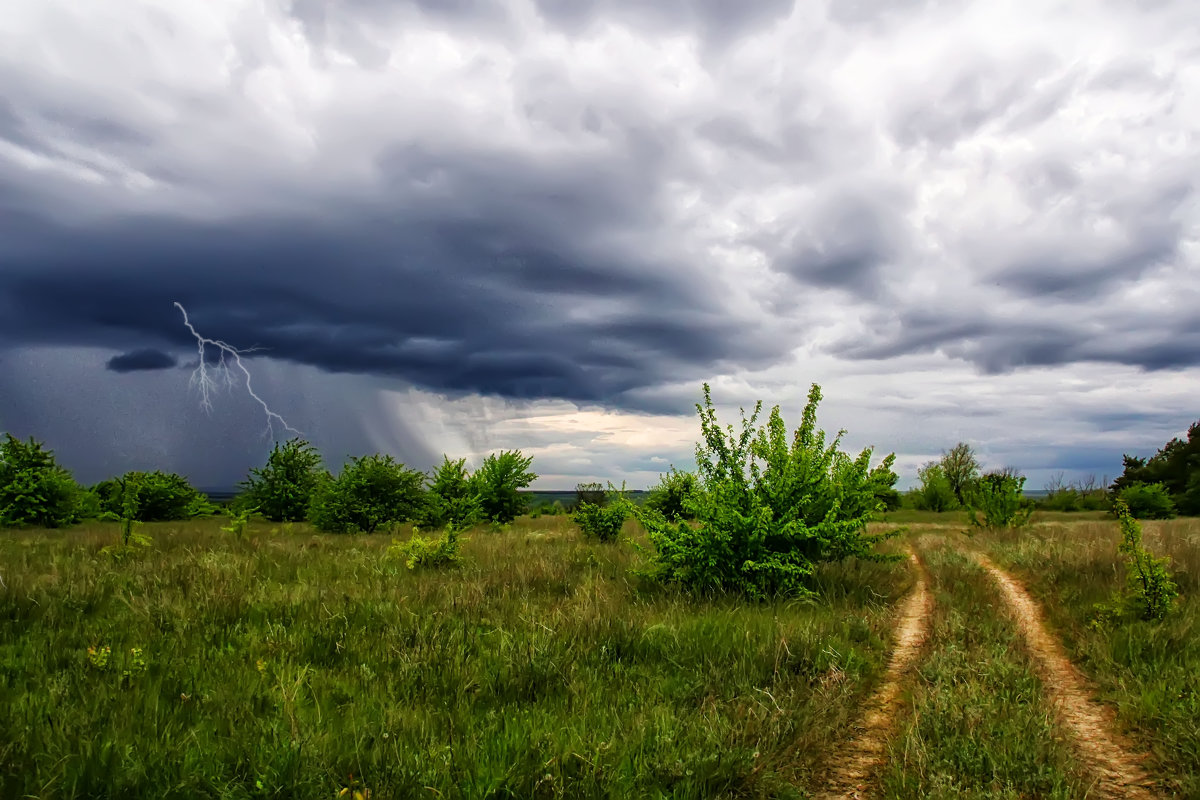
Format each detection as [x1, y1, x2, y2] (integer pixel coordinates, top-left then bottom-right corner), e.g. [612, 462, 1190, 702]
[1113, 420, 1200, 515]
[1040, 474, 1109, 512]
[239, 438, 324, 522]
[471, 450, 536, 524]
[389, 528, 463, 570]
[1094, 501, 1179, 623]
[309, 454, 425, 533]
[636, 383, 898, 599]
[1116, 481, 1176, 520]
[221, 507, 255, 540]
[98, 471, 212, 522]
[417, 456, 483, 531]
[909, 462, 958, 512]
[0, 434, 85, 528]
[573, 487, 630, 542]
[966, 470, 1033, 530]
[643, 469, 698, 521]
[573, 482, 608, 511]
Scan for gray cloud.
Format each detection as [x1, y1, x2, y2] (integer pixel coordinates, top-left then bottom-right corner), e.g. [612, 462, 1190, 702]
[106, 348, 178, 373]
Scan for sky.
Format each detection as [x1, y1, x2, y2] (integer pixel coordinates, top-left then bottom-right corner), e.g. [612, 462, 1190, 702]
[1, 0, 1198, 491]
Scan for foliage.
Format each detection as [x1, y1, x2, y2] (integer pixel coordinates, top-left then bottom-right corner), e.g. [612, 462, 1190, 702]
[529, 499, 566, 518]
[1116, 481, 1176, 520]
[388, 527, 463, 570]
[238, 438, 324, 522]
[865, 454, 902, 513]
[1093, 501, 1180, 622]
[96, 471, 212, 522]
[636, 383, 899, 599]
[0, 434, 85, 528]
[1039, 473, 1109, 512]
[308, 454, 425, 534]
[909, 462, 959, 512]
[966, 470, 1033, 530]
[642, 469, 698, 521]
[573, 482, 608, 510]
[940, 442, 981, 507]
[416, 456, 482, 531]
[470, 450, 537, 524]
[1113, 420, 1200, 515]
[573, 485, 631, 542]
[221, 506, 256, 540]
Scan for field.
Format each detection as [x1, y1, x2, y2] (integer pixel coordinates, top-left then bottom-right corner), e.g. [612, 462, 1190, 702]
[0, 513, 1195, 798]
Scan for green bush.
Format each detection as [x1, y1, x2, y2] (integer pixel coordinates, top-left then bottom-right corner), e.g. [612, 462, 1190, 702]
[1112, 420, 1200, 515]
[643, 469, 698, 521]
[238, 438, 324, 522]
[1094, 501, 1179, 623]
[1040, 474, 1109, 513]
[1116, 481, 1176, 519]
[390, 528, 464, 570]
[417, 456, 482, 531]
[908, 462, 958, 512]
[0, 434, 85, 528]
[97, 471, 212, 522]
[309, 454, 425, 534]
[966, 470, 1033, 530]
[573, 487, 630, 542]
[471, 450, 536, 524]
[636, 383, 898, 599]
[573, 482, 607, 511]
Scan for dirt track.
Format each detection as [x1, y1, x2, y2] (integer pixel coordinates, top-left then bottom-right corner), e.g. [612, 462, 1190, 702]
[815, 549, 932, 799]
[975, 553, 1158, 799]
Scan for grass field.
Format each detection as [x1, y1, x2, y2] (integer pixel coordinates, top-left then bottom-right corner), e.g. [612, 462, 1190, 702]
[0, 513, 1194, 798]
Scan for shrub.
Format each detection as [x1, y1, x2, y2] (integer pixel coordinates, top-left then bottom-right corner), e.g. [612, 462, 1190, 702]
[0, 434, 85, 528]
[966, 470, 1033, 530]
[573, 482, 607, 511]
[239, 438, 324, 522]
[909, 462, 958, 512]
[471, 450, 536, 524]
[573, 486, 631, 542]
[417, 456, 482, 531]
[99, 471, 212, 522]
[1040, 474, 1109, 513]
[643, 469, 698, 521]
[1093, 501, 1179, 623]
[636, 383, 898, 599]
[309, 454, 425, 533]
[1116, 481, 1176, 520]
[389, 528, 464, 570]
[1112, 420, 1200, 515]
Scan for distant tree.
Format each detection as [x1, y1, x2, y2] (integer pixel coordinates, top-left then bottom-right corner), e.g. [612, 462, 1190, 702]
[909, 461, 958, 512]
[239, 438, 325, 522]
[966, 470, 1033, 530]
[0, 434, 84, 528]
[1116, 482, 1176, 520]
[471, 450, 537, 524]
[573, 482, 608, 511]
[1112, 421, 1200, 515]
[418, 456, 482, 531]
[309, 454, 425, 533]
[940, 442, 981, 506]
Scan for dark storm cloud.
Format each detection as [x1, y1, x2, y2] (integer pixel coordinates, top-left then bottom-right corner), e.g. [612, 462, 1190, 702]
[106, 349, 178, 373]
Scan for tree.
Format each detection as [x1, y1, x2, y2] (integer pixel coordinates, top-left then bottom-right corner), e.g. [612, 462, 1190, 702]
[0, 434, 84, 528]
[471, 450, 537, 524]
[909, 461, 958, 512]
[940, 442, 981, 506]
[1116, 482, 1176, 520]
[643, 468, 698, 521]
[309, 454, 425, 533]
[573, 482, 607, 510]
[966, 469, 1033, 529]
[417, 456, 483, 531]
[95, 471, 213, 522]
[239, 438, 325, 522]
[636, 383, 898, 599]
[1112, 421, 1200, 515]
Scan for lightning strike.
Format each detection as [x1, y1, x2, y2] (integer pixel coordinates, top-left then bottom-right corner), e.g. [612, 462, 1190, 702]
[174, 301, 302, 439]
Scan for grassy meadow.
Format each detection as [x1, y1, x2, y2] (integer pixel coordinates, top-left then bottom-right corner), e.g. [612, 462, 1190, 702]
[1, 512, 1196, 798]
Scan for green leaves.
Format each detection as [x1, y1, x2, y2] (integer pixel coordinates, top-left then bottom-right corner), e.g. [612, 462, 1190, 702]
[239, 438, 324, 522]
[471, 450, 537, 525]
[309, 454, 425, 534]
[0, 434, 85, 528]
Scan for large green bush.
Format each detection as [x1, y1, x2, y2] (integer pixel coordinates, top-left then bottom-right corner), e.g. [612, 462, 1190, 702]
[908, 462, 958, 512]
[1113, 421, 1200, 515]
[966, 470, 1033, 529]
[417, 456, 483, 531]
[471, 450, 536, 524]
[1116, 481, 1176, 520]
[95, 471, 213, 522]
[642, 469, 698, 521]
[0, 434, 85, 528]
[636, 384, 898, 599]
[238, 438, 324, 521]
[309, 454, 425, 533]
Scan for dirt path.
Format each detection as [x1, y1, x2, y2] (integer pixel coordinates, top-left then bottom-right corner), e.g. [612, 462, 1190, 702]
[814, 548, 932, 799]
[974, 554, 1158, 799]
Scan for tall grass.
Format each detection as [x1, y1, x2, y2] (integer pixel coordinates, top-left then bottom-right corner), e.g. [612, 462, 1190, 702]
[0, 516, 912, 799]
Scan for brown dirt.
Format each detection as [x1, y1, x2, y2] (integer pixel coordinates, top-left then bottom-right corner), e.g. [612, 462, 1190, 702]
[814, 548, 932, 799]
[975, 553, 1159, 799]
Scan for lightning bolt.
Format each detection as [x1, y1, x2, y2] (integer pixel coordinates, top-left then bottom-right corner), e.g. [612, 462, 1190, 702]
[174, 301, 302, 439]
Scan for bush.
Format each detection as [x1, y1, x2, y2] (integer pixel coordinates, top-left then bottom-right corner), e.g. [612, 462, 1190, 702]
[239, 438, 324, 522]
[0, 434, 84, 528]
[389, 528, 463, 570]
[643, 469, 698, 521]
[909, 462, 958, 512]
[573, 486, 631, 542]
[966, 470, 1033, 530]
[309, 454, 425, 533]
[1112, 420, 1200, 515]
[98, 471, 212, 522]
[1093, 501, 1179, 623]
[471, 450, 537, 524]
[1116, 481, 1176, 520]
[1040, 474, 1109, 513]
[573, 482, 608, 511]
[636, 383, 898, 599]
[417, 456, 482, 531]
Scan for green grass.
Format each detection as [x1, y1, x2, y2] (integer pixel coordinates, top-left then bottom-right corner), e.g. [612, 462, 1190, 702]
[979, 518, 1200, 797]
[876, 534, 1090, 799]
[0, 516, 912, 799]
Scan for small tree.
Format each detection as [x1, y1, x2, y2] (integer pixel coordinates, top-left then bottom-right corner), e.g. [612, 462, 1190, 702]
[940, 442, 981, 507]
[0, 434, 84, 528]
[1099, 501, 1179, 621]
[636, 383, 898, 599]
[309, 454, 425, 534]
[643, 469, 698, 521]
[574, 484, 631, 542]
[1116, 481, 1176, 520]
[417, 456, 483, 531]
[99, 471, 212, 522]
[471, 450, 537, 524]
[573, 482, 608, 510]
[239, 438, 324, 522]
[909, 462, 958, 512]
[966, 469, 1033, 530]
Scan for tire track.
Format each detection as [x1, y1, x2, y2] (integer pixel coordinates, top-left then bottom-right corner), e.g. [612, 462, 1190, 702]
[815, 547, 932, 799]
[974, 553, 1158, 799]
